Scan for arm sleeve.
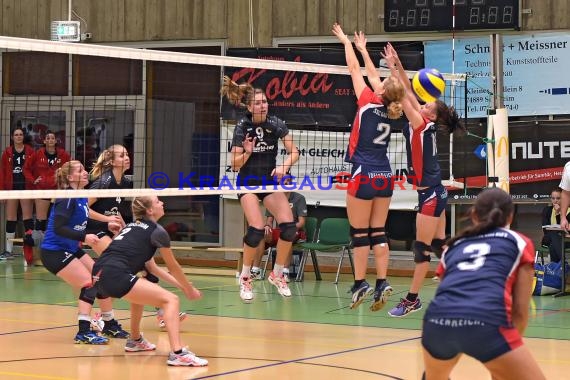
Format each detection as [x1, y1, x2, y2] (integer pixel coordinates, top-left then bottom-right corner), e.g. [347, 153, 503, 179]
[53, 199, 87, 241]
[150, 225, 171, 248]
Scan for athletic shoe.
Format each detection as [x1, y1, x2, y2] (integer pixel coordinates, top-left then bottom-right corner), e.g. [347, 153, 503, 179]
[267, 271, 292, 297]
[239, 277, 254, 301]
[349, 281, 374, 310]
[101, 319, 130, 338]
[370, 282, 393, 312]
[157, 311, 188, 329]
[125, 334, 157, 352]
[167, 348, 208, 367]
[388, 298, 423, 318]
[74, 330, 109, 345]
[0, 251, 14, 260]
[250, 268, 263, 281]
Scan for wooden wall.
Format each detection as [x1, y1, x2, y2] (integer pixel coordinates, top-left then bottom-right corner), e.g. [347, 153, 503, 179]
[0, 0, 568, 47]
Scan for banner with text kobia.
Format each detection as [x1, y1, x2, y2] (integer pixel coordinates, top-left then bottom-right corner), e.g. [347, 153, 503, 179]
[425, 32, 570, 118]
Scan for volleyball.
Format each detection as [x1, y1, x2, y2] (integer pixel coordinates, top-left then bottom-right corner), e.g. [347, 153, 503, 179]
[412, 68, 445, 103]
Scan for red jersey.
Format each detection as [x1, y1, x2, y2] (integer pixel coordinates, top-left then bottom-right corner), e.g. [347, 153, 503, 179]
[23, 147, 71, 190]
[1, 145, 35, 190]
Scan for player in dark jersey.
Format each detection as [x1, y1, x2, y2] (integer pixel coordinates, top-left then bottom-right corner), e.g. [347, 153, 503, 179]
[40, 160, 124, 345]
[333, 24, 405, 311]
[92, 196, 208, 367]
[87, 144, 131, 247]
[0, 127, 34, 261]
[421, 188, 544, 380]
[221, 75, 299, 302]
[383, 43, 464, 318]
[23, 130, 71, 261]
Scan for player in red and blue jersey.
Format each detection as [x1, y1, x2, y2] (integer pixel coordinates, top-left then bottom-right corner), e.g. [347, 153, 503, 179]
[383, 43, 464, 317]
[421, 188, 544, 380]
[333, 24, 405, 311]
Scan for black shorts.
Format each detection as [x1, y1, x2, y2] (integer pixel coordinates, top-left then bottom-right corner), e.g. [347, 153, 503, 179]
[422, 317, 523, 363]
[237, 175, 278, 201]
[41, 248, 87, 275]
[92, 263, 139, 299]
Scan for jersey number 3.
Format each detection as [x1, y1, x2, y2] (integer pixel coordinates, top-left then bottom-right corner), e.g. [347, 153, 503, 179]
[457, 243, 491, 271]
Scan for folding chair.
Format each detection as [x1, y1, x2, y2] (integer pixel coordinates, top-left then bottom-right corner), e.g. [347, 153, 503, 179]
[294, 216, 320, 281]
[298, 217, 353, 284]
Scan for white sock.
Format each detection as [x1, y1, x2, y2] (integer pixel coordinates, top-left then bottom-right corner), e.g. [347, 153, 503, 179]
[273, 264, 284, 276]
[101, 310, 114, 321]
[240, 266, 251, 279]
[6, 232, 15, 253]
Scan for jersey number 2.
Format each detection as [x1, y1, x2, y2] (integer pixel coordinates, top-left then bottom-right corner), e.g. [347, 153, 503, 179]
[114, 227, 132, 241]
[373, 123, 390, 145]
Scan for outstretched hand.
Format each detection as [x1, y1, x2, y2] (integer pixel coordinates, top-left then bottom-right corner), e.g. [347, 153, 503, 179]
[353, 31, 367, 52]
[332, 23, 350, 45]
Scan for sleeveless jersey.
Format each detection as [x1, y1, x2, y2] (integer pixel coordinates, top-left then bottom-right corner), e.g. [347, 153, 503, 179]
[96, 219, 170, 273]
[42, 198, 89, 253]
[231, 114, 289, 184]
[402, 119, 441, 187]
[426, 228, 535, 326]
[345, 87, 391, 170]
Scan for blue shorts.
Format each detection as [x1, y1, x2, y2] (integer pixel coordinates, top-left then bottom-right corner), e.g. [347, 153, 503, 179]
[418, 184, 447, 216]
[422, 317, 523, 363]
[347, 164, 393, 200]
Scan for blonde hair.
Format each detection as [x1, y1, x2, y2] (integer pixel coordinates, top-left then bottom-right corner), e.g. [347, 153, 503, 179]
[90, 144, 126, 179]
[382, 76, 405, 119]
[132, 196, 154, 220]
[220, 75, 264, 108]
[55, 160, 82, 189]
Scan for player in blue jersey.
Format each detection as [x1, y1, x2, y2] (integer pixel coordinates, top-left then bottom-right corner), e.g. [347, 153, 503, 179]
[421, 188, 544, 380]
[40, 160, 123, 344]
[383, 43, 464, 318]
[92, 196, 208, 366]
[333, 24, 405, 311]
[221, 76, 299, 302]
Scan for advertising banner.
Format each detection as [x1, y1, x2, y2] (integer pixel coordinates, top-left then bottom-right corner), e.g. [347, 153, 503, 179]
[425, 32, 570, 118]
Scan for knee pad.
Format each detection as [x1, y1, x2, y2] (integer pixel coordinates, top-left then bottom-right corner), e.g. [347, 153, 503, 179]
[5, 220, 16, 233]
[431, 238, 446, 259]
[413, 241, 432, 263]
[243, 226, 265, 248]
[79, 286, 97, 305]
[350, 226, 370, 248]
[369, 227, 388, 247]
[278, 222, 297, 242]
[37, 220, 47, 231]
[23, 219, 34, 231]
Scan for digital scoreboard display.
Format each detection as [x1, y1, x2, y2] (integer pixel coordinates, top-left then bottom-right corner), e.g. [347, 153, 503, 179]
[384, 0, 519, 32]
